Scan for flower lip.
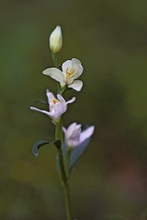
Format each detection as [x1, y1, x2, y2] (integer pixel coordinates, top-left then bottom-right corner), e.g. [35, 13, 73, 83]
[66, 67, 76, 78]
[62, 58, 83, 80]
[52, 98, 59, 105]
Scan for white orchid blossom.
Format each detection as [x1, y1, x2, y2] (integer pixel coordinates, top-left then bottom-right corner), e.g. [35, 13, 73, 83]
[30, 90, 76, 121]
[63, 122, 95, 149]
[43, 58, 83, 91]
[49, 25, 62, 53]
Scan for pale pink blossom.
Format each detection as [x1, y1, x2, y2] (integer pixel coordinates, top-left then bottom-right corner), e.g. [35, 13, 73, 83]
[30, 90, 75, 121]
[63, 122, 95, 148]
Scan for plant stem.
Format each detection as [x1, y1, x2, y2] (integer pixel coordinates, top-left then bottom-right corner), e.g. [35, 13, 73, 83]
[65, 150, 71, 179]
[55, 118, 63, 143]
[55, 119, 73, 220]
[51, 50, 73, 220]
[63, 182, 72, 220]
[50, 52, 62, 93]
[51, 52, 57, 67]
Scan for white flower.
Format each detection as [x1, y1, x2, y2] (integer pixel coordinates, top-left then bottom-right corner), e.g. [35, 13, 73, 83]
[30, 90, 75, 121]
[63, 122, 95, 148]
[43, 58, 83, 91]
[49, 25, 62, 53]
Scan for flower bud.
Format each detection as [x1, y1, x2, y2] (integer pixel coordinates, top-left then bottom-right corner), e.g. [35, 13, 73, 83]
[63, 123, 95, 149]
[49, 25, 62, 53]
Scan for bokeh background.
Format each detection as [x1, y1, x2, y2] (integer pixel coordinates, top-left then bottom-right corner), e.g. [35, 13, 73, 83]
[0, 0, 147, 219]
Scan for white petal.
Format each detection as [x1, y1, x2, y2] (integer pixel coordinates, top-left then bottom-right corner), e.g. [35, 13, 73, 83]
[57, 94, 66, 104]
[57, 94, 67, 112]
[30, 107, 52, 117]
[80, 126, 95, 143]
[65, 122, 82, 147]
[71, 58, 81, 65]
[46, 89, 55, 100]
[67, 123, 81, 140]
[66, 122, 78, 137]
[43, 68, 65, 86]
[66, 97, 76, 104]
[51, 108, 62, 119]
[62, 60, 72, 73]
[68, 80, 83, 91]
[46, 90, 56, 111]
[64, 76, 74, 85]
[67, 139, 80, 148]
[62, 127, 67, 134]
[71, 58, 83, 78]
[74, 65, 83, 79]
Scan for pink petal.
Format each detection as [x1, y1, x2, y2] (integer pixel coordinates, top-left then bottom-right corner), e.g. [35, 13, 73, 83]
[80, 126, 95, 143]
[30, 107, 52, 117]
[66, 122, 78, 138]
[66, 97, 76, 104]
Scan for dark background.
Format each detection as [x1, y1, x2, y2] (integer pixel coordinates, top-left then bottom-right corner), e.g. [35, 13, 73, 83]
[0, 0, 147, 219]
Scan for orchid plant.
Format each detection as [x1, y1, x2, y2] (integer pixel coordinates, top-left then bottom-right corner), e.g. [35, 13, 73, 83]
[30, 25, 95, 220]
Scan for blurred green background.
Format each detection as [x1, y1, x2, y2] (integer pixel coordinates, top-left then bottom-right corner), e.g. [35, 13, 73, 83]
[0, 0, 147, 219]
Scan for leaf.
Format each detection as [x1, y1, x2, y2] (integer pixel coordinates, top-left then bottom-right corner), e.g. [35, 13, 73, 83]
[68, 137, 91, 173]
[32, 139, 60, 157]
[55, 138, 91, 176]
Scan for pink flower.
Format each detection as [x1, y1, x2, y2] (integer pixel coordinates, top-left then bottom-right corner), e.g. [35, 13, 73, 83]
[63, 122, 95, 148]
[30, 90, 75, 121]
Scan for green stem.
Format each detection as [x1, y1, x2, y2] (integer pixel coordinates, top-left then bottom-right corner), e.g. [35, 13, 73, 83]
[56, 145, 67, 184]
[55, 119, 73, 220]
[51, 52, 57, 67]
[65, 150, 71, 179]
[51, 50, 72, 219]
[63, 182, 72, 220]
[55, 118, 63, 143]
[50, 52, 62, 93]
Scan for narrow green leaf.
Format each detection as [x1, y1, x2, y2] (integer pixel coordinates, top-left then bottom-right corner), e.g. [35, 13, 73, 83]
[32, 139, 55, 157]
[69, 137, 91, 173]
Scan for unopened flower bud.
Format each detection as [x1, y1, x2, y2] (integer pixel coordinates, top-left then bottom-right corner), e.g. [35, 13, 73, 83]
[49, 25, 62, 53]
